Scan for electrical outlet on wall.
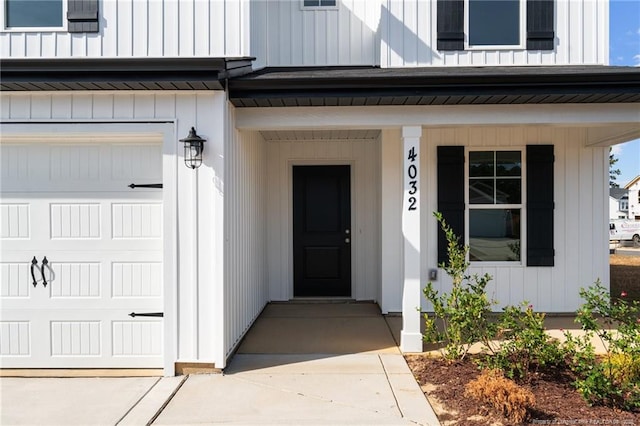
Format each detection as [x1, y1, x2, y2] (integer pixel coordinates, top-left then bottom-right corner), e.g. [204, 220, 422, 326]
[429, 269, 438, 281]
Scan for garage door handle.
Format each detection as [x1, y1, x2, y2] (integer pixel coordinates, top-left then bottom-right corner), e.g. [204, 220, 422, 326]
[40, 257, 49, 287]
[30, 257, 39, 287]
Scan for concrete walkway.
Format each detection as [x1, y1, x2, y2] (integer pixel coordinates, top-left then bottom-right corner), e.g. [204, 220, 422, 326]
[0, 302, 440, 426]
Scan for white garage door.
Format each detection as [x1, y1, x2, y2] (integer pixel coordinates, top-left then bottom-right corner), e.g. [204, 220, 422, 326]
[0, 140, 164, 368]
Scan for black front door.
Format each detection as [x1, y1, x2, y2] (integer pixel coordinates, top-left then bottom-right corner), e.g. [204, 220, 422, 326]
[293, 165, 351, 297]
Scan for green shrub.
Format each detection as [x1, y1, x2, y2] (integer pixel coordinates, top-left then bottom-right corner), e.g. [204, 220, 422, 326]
[482, 302, 564, 381]
[422, 212, 497, 360]
[605, 353, 640, 387]
[562, 281, 640, 409]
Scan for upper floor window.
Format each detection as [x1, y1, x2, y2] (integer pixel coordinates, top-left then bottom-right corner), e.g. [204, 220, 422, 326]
[5, 0, 63, 29]
[2, 0, 98, 32]
[467, 0, 522, 47]
[302, 0, 337, 8]
[437, 0, 555, 51]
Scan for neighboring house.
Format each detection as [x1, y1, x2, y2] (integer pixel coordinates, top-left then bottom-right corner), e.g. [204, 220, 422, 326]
[1, 0, 639, 375]
[610, 187, 629, 220]
[625, 176, 640, 220]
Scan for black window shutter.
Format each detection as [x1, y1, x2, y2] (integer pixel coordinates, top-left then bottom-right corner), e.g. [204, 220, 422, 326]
[527, 0, 555, 50]
[437, 146, 465, 264]
[67, 0, 99, 33]
[527, 145, 554, 266]
[437, 0, 464, 51]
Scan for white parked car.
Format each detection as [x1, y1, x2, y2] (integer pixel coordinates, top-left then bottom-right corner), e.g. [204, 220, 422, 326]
[609, 220, 640, 246]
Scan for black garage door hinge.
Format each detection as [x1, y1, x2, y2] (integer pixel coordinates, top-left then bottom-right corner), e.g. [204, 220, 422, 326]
[129, 312, 164, 317]
[128, 183, 163, 189]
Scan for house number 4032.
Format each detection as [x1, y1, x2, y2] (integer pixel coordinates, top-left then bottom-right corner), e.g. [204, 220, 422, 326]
[407, 147, 417, 211]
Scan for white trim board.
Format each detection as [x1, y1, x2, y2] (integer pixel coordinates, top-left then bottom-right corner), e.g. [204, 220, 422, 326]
[235, 104, 640, 131]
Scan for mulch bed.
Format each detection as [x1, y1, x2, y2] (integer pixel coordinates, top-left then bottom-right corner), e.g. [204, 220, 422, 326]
[404, 254, 640, 425]
[406, 355, 640, 425]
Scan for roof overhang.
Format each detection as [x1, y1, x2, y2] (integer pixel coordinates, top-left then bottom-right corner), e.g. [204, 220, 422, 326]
[0, 57, 255, 91]
[228, 66, 640, 107]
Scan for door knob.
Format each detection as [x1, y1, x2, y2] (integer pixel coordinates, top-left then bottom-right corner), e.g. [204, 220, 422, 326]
[345, 238, 350, 243]
[345, 229, 350, 234]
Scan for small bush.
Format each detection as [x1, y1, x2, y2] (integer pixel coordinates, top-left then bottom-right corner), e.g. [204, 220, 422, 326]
[562, 280, 640, 410]
[423, 212, 497, 360]
[465, 369, 535, 423]
[481, 302, 565, 381]
[605, 353, 640, 387]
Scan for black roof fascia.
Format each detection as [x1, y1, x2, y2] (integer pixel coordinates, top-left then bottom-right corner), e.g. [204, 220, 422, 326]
[0, 57, 255, 91]
[228, 66, 640, 107]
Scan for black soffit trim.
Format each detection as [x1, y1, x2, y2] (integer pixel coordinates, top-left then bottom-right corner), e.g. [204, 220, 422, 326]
[0, 57, 255, 92]
[2, 60, 639, 106]
[227, 65, 640, 107]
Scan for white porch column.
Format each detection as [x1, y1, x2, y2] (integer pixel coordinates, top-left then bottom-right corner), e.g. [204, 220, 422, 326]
[400, 126, 423, 353]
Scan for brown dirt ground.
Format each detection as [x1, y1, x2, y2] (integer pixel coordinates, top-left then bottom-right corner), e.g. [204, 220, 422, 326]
[406, 355, 640, 426]
[610, 254, 640, 303]
[405, 255, 640, 425]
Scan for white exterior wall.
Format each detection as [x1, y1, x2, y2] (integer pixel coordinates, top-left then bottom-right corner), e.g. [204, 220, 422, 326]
[610, 196, 626, 220]
[3, 0, 608, 66]
[0, 91, 228, 369]
[627, 181, 640, 220]
[423, 128, 609, 312]
[381, 0, 609, 67]
[223, 122, 269, 361]
[266, 138, 381, 302]
[251, 0, 609, 67]
[1, 0, 248, 58]
[380, 126, 610, 313]
[250, 0, 382, 68]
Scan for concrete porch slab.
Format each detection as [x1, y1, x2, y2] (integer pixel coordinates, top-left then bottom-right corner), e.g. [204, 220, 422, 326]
[237, 303, 399, 355]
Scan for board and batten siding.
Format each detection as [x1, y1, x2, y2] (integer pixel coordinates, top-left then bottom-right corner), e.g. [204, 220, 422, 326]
[4, 0, 607, 66]
[250, 0, 382, 68]
[380, 126, 609, 313]
[252, 0, 608, 67]
[266, 137, 382, 302]
[223, 123, 268, 359]
[0, 91, 229, 369]
[1, 0, 247, 58]
[381, 0, 608, 66]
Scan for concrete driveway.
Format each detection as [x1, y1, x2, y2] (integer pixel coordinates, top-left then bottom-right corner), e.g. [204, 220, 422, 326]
[0, 302, 440, 425]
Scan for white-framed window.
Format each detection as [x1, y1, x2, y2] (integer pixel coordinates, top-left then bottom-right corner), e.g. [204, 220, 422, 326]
[2, 0, 66, 31]
[467, 149, 524, 262]
[465, 0, 525, 49]
[620, 196, 629, 211]
[301, 0, 338, 10]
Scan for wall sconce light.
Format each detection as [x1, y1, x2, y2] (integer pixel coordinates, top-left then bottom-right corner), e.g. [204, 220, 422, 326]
[179, 127, 207, 169]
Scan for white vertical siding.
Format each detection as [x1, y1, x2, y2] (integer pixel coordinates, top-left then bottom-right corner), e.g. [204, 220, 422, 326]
[254, 0, 608, 67]
[2, 0, 608, 66]
[1, 0, 247, 58]
[381, 0, 608, 67]
[266, 138, 381, 302]
[410, 126, 610, 313]
[250, 0, 382, 68]
[1, 91, 228, 367]
[223, 125, 268, 359]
